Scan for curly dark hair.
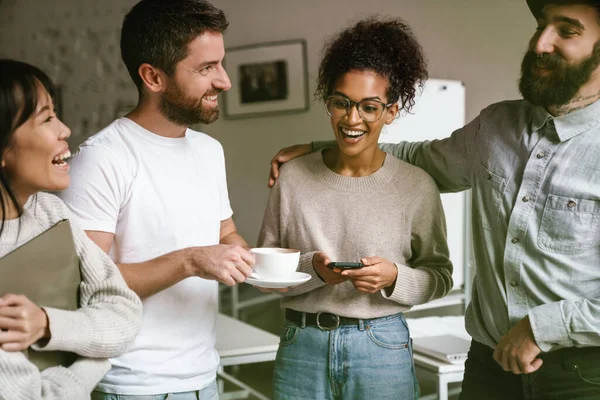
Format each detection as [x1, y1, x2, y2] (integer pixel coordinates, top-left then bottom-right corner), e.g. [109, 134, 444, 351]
[315, 17, 428, 113]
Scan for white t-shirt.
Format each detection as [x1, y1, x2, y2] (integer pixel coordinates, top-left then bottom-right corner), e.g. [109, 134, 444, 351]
[59, 117, 233, 395]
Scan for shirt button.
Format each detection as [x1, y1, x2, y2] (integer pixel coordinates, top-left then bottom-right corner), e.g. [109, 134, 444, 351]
[536, 152, 545, 159]
[522, 195, 530, 202]
[510, 280, 518, 287]
[511, 237, 520, 244]
[567, 200, 577, 208]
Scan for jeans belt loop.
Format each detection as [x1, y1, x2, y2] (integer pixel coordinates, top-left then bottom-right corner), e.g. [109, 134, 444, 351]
[301, 311, 306, 328]
[358, 318, 365, 331]
[316, 311, 340, 331]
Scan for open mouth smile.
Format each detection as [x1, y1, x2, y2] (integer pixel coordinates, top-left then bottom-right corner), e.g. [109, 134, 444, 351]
[341, 127, 366, 140]
[52, 149, 71, 167]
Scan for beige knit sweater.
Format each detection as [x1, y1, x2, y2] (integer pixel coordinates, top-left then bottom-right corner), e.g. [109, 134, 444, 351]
[0, 192, 142, 400]
[258, 150, 453, 318]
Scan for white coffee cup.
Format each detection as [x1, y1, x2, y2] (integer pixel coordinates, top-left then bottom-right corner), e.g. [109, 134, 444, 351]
[250, 247, 300, 280]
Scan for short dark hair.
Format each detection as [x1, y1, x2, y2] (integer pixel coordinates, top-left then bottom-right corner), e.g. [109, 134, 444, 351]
[315, 17, 428, 113]
[120, 0, 229, 92]
[0, 59, 55, 235]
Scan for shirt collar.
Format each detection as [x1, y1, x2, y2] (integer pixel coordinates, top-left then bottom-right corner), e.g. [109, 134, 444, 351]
[531, 98, 600, 142]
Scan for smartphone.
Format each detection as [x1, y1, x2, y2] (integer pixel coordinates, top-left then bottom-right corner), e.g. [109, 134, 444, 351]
[328, 262, 364, 270]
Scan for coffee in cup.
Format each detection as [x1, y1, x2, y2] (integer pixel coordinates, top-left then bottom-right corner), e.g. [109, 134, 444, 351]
[250, 247, 300, 280]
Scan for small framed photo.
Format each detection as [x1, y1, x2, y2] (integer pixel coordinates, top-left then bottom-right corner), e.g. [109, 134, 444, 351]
[223, 39, 309, 119]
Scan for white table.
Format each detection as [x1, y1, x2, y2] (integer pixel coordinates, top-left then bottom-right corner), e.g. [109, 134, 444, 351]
[407, 316, 469, 400]
[216, 313, 279, 400]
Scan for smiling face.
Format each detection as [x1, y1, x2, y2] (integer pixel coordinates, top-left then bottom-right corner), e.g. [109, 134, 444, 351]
[159, 31, 232, 126]
[2, 85, 71, 202]
[519, 3, 600, 106]
[329, 70, 398, 157]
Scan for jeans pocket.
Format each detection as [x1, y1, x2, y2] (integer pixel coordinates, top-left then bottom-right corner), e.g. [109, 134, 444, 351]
[563, 351, 600, 387]
[538, 194, 600, 254]
[279, 325, 299, 347]
[366, 318, 409, 350]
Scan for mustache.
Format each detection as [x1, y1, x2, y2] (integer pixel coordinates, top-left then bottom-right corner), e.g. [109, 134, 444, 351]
[526, 51, 565, 69]
[203, 90, 222, 97]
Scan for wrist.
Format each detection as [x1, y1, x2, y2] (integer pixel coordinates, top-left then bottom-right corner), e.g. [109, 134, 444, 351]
[179, 247, 196, 278]
[312, 254, 326, 283]
[37, 308, 51, 345]
[385, 263, 399, 288]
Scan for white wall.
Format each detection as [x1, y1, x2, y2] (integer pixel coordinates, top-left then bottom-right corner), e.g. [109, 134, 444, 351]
[0, 0, 536, 245]
[208, 0, 535, 244]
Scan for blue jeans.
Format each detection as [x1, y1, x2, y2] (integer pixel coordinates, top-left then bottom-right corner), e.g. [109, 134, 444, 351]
[273, 312, 419, 400]
[91, 380, 219, 400]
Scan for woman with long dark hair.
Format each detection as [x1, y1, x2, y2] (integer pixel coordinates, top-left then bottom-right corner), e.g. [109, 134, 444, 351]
[0, 59, 142, 400]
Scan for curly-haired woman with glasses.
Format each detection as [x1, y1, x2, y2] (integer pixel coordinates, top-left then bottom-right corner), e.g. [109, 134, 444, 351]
[257, 17, 453, 399]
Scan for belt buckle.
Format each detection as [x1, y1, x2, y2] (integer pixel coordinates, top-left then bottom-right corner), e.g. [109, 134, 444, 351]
[316, 312, 340, 331]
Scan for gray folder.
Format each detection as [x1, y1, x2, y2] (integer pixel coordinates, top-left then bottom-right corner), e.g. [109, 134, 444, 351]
[0, 219, 81, 371]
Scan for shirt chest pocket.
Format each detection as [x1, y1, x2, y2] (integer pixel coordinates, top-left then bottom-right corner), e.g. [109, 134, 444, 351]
[538, 194, 600, 254]
[476, 164, 507, 231]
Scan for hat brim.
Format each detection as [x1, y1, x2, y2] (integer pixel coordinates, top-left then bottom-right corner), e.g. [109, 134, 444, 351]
[527, 0, 600, 19]
[526, 0, 545, 18]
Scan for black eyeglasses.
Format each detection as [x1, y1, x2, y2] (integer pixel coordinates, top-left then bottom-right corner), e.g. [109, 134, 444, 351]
[325, 95, 394, 122]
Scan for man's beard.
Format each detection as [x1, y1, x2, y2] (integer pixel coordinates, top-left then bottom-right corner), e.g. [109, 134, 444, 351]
[159, 81, 220, 126]
[519, 43, 600, 108]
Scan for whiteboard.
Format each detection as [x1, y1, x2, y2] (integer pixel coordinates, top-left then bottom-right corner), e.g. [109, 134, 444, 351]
[380, 79, 467, 289]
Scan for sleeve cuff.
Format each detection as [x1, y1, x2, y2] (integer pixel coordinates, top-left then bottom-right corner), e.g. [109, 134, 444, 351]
[381, 263, 436, 306]
[283, 252, 327, 295]
[77, 219, 115, 234]
[33, 308, 92, 353]
[529, 302, 572, 352]
[220, 209, 234, 221]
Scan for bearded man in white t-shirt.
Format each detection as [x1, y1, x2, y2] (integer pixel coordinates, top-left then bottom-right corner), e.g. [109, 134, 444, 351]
[59, 1, 255, 398]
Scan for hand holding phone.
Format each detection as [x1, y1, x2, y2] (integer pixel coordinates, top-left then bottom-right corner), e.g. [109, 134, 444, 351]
[327, 262, 364, 270]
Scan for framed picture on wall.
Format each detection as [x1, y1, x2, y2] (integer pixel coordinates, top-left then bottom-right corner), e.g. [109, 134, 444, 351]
[223, 39, 309, 119]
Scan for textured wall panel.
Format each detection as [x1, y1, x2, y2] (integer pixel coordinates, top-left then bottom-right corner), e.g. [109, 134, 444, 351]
[0, 0, 139, 148]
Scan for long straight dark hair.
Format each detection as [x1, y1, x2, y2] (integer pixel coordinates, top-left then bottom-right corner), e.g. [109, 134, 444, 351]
[0, 59, 57, 237]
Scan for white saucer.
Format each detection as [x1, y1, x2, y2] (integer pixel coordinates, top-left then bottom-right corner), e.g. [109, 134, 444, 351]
[245, 272, 311, 288]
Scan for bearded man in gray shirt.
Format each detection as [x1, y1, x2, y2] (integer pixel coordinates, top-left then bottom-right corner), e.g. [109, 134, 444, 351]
[267, 1, 600, 399]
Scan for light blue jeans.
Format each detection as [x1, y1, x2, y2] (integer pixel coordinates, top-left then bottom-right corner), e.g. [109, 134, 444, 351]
[91, 380, 219, 400]
[273, 312, 419, 400]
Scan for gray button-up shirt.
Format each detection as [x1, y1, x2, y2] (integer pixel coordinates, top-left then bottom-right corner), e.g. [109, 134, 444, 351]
[380, 99, 600, 352]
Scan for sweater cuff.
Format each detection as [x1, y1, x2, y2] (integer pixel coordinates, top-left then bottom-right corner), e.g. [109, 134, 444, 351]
[296, 252, 327, 291]
[382, 263, 434, 305]
[67, 358, 111, 392]
[33, 307, 92, 353]
[529, 302, 572, 352]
